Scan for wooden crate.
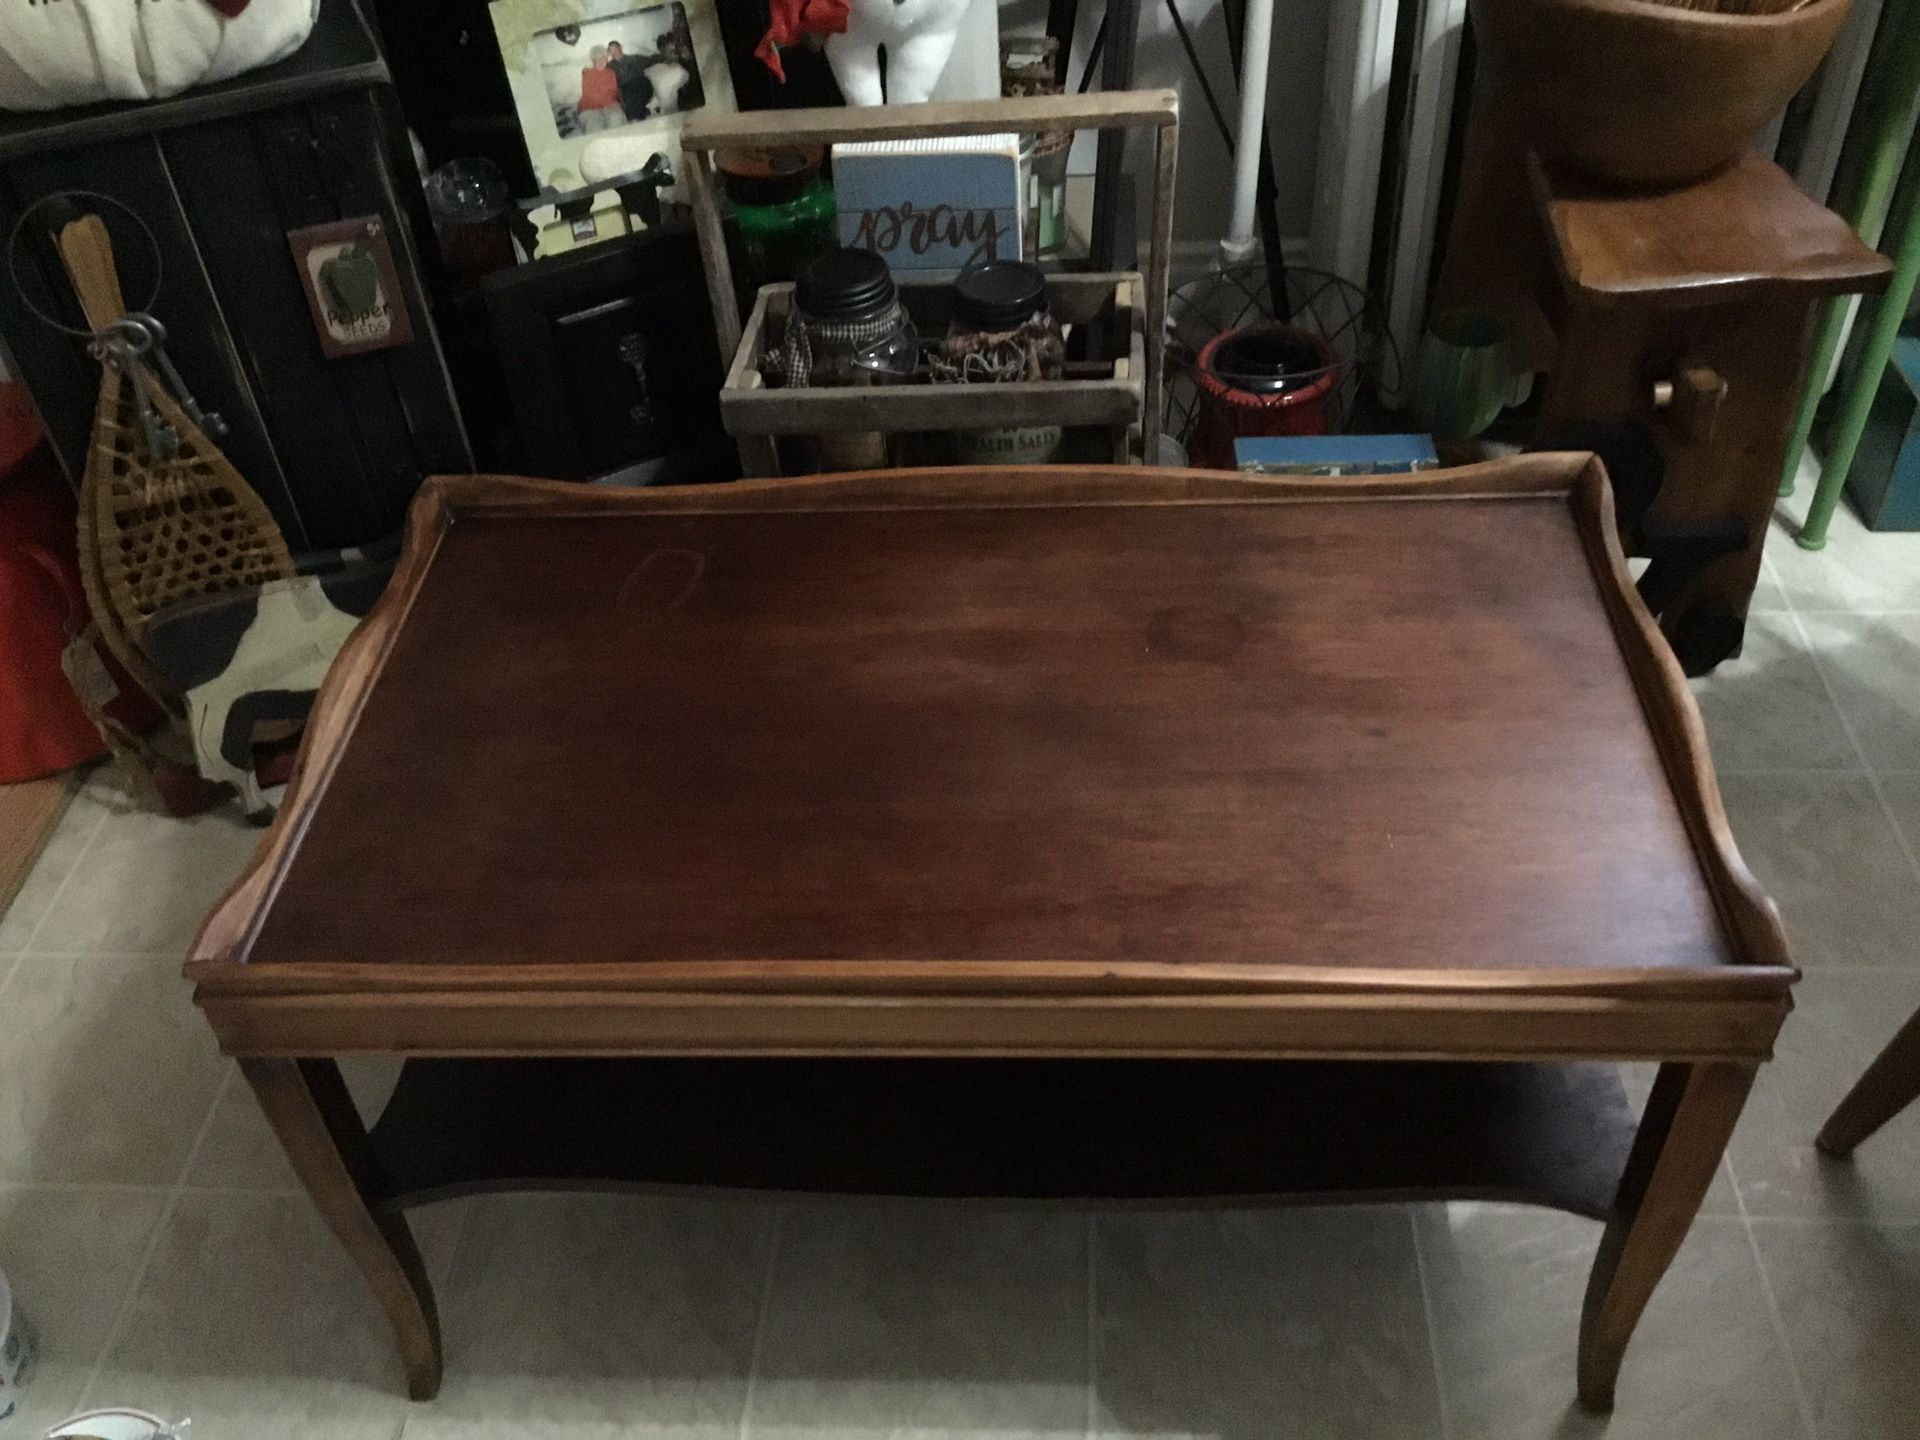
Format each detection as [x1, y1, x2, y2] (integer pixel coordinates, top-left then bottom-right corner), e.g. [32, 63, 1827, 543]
[722, 273, 1146, 467]
[681, 90, 1178, 475]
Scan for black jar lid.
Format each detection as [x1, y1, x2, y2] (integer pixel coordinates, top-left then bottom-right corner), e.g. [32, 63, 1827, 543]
[717, 145, 824, 208]
[952, 259, 1049, 331]
[794, 248, 897, 323]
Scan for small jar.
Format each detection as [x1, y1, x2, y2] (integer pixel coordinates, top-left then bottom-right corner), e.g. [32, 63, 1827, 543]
[781, 248, 915, 470]
[940, 260, 1065, 466]
[423, 157, 515, 293]
[718, 146, 838, 289]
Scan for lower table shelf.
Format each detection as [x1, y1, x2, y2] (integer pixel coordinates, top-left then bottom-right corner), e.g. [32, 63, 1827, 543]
[365, 1057, 1639, 1219]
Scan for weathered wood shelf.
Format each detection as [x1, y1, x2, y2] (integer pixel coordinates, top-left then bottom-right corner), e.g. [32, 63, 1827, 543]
[721, 274, 1145, 461]
[367, 1057, 1638, 1218]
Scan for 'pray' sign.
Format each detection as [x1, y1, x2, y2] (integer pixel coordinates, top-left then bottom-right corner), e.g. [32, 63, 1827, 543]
[832, 133, 1022, 273]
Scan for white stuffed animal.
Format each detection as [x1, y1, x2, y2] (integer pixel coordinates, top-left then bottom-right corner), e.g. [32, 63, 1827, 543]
[826, 0, 971, 105]
[644, 59, 691, 113]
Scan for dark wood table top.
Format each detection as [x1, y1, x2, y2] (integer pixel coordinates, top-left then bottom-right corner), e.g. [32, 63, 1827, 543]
[189, 460, 1792, 1062]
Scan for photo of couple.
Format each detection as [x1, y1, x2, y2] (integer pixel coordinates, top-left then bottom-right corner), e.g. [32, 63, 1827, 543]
[537, 2, 707, 137]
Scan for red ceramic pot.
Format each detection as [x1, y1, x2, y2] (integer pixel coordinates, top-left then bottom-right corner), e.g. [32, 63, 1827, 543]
[1187, 324, 1342, 470]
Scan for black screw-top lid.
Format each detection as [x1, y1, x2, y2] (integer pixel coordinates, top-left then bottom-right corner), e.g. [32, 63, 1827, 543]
[1206, 324, 1327, 394]
[952, 260, 1049, 331]
[794, 248, 897, 323]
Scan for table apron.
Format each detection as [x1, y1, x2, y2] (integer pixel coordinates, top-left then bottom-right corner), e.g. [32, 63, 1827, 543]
[194, 986, 1790, 1062]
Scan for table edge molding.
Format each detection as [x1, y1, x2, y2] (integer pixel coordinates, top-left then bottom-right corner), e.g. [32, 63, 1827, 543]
[1569, 456, 1794, 976]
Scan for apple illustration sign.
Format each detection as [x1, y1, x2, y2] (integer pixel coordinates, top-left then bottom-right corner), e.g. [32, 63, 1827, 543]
[289, 217, 415, 358]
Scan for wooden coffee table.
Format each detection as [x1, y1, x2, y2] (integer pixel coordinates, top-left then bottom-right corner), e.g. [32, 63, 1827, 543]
[187, 458, 1794, 1411]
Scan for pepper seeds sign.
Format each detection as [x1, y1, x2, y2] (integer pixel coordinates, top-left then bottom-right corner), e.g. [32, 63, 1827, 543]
[287, 217, 414, 359]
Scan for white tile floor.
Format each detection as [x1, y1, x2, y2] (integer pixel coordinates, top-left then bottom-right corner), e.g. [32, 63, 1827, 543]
[3, 484, 1920, 1440]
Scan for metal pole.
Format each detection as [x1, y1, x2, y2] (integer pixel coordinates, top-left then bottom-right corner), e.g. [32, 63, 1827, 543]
[1781, 0, 1920, 497]
[1799, 127, 1920, 548]
[1090, 0, 1143, 269]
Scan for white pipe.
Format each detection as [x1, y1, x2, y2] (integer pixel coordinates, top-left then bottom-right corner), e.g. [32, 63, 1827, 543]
[1221, 0, 1276, 264]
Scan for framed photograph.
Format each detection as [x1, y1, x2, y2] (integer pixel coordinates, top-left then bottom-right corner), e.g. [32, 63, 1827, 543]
[286, 217, 416, 359]
[489, 0, 736, 198]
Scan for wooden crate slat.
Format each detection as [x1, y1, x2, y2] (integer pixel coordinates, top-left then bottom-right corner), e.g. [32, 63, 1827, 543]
[681, 91, 1178, 152]
[721, 276, 1144, 438]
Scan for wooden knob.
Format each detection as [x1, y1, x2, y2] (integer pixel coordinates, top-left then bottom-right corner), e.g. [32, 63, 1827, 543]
[1653, 364, 1727, 446]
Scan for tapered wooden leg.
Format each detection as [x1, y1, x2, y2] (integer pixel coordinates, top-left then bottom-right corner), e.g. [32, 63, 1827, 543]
[241, 1058, 443, 1400]
[1577, 1062, 1754, 1410]
[1818, 1006, 1920, 1156]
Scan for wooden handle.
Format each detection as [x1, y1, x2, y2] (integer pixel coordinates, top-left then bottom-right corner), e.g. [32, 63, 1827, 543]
[681, 89, 1179, 152]
[55, 213, 128, 332]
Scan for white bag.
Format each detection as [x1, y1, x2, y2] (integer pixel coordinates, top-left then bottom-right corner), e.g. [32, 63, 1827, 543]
[0, 0, 320, 111]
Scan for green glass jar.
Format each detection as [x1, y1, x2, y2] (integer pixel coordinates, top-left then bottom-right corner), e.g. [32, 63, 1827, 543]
[718, 146, 838, 290]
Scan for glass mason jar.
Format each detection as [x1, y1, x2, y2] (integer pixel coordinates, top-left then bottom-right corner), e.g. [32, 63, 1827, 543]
[783, 249, 915, 471]
[940, 259, 1065, 466]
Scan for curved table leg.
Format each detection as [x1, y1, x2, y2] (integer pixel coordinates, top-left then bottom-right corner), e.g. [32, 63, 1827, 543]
[241, 1058, 443, 1400]
[1576, 1062, 1754, 1410]
[1818, 1006, 1920, 1156]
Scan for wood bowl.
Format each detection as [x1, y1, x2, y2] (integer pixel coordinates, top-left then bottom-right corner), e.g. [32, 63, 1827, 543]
[1469, 0, 1851, 187]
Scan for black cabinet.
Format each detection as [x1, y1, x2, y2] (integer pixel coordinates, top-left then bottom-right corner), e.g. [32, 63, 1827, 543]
[0, 0, 470, 552]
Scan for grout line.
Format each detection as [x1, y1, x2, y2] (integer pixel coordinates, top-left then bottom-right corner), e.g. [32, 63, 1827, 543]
[1784, 605, 1920, 897]
[735, 1203, 785, 1440]
[14, 779, 117, 955]
[1712, 767, 1870, 778]
[1730, 1159, 1819, 1440]
[0, 1180, 216, 1196]
[1084, 1213, 1099, 1440]
[1785, 963, 1920, 971]
[430, 1193, 478, 1295]
[1744, 1213, 1920, 1229]
[77, 1063, 236, 1408]
[1407, 1206, 1455, 1440]
[21, 949, 208, 961]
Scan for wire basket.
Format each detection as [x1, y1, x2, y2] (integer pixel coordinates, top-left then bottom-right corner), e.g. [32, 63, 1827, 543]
[1164, 265, 1397, 460]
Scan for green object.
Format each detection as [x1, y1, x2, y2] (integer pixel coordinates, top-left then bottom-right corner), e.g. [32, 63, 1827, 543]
[322, 241, 379, 314]
[720, 148, 837, 290]
[1781, 0, 1920, 499]
[1411, 310, 1513, 442]
[1801, 124, 1920, 547]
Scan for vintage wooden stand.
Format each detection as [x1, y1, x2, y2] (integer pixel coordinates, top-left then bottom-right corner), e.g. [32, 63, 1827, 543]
[1442, 146, 1888, 674]
[1528, 154, 1889, 673]
[679, 92, 1178, 476]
